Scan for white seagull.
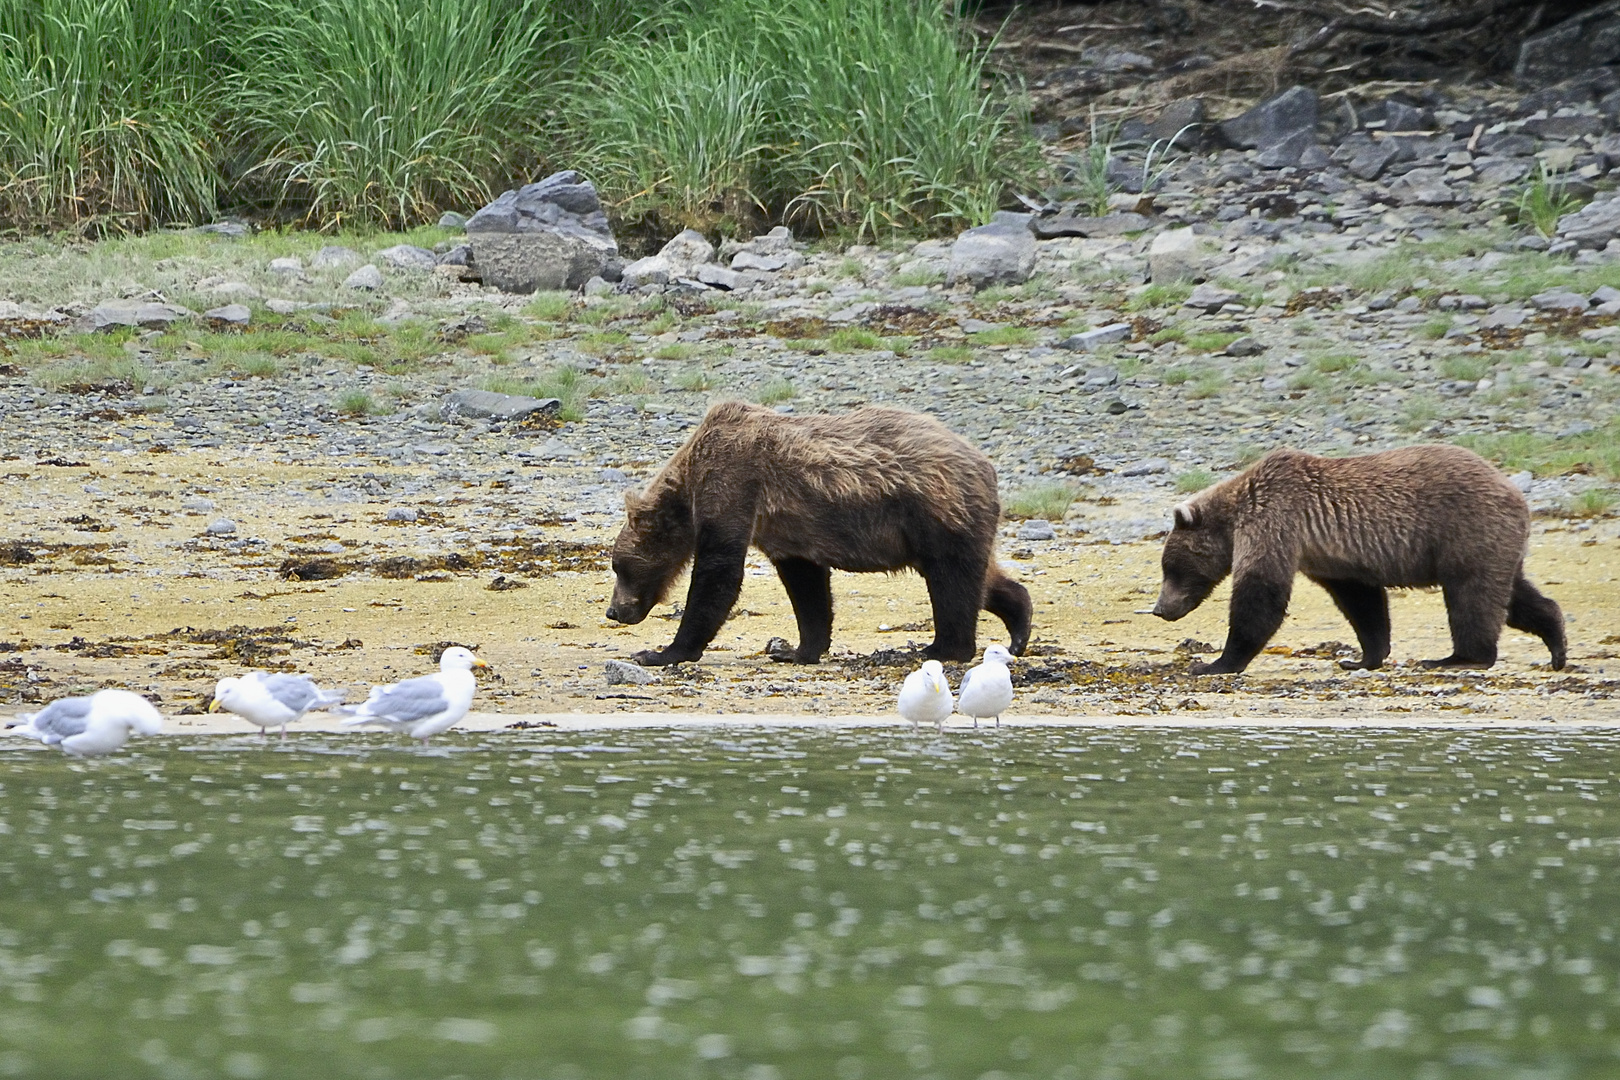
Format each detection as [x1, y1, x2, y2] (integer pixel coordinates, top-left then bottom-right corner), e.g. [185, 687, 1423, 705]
[956, 644, 1015, 728]
[898, 659, 954, 731]
[337, 646, 487, 746]
[6, 689, 164, 756]
[210, 671, 346, 740]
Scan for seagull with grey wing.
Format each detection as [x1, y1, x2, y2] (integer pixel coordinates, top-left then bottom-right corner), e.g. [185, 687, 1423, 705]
[338, 646, 487, 746]
[210, 671, 346, 740]
[6, 689, 163, 757]
[956, 644, 1014, 728]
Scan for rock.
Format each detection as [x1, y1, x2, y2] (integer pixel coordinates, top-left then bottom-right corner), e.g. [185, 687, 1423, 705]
[375, 244, 437, 271]
[265, 298, 312, 314]
[1016, 520, 1057, 541]
[268, 256, 304, 276]
[582, 275, 613, 297]
[731, 249, 804, 272]
[193, 221, 250, 238]
[1082, 367, 1120, 391]
[1382, 99, 1430, 132]
[1146, 97, 1207, 145]
[1516, 0, 1620, 87]
[204, 281, 259, 299]
[435, 244, 473, 267]
[1147, 227, 1207, 283]
[1031, 211, 1149, 239]
[1481, 307, 1530, 329]
[1476, 158, 1533, 186]
[605, 659, 654, 686]
[1224, 336, 1264, 357]
[1348, 139, 1400, 181]
[1058, 322, 1132, 351]
[203, 304, 251, 327]
[694, 263, 743, 290]
[1219, 85, 1318, 153]
[1386, 168, 1456, 205]
[1557, 193, 1620, 247]
[87, 300, 192, 331]
[1119, 457, 1170, 477]
[181, 497, 214, 512]
[621, 256, 672, 288]
[659, 229, 716, 273]
[1510, 470, 1535, 494]
[1183, 283, 1241, 313]
[311, 245, 361, 270]
[535, 438, 582, 460]
[465, 170, 618, 292]
[440, 388, 562, 423]
[385, 507, 419, 522]
[206, 519, 237, 536]
[946, 219, 1036, 289]
[1255, 129, 1316, 169]
[438, 211, 468, 230]
[1531, 289, 1590, 312]
[343, 264, 383, 290]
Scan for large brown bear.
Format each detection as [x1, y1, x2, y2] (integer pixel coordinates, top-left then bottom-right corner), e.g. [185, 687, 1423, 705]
[1152, 445, 1567, 675]
[605, 401, 1032, 666]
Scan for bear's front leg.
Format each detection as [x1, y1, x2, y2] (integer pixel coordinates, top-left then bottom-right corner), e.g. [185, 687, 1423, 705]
[1191, 572, 1291, 675]
[637, 526, 748, 666]
[769, 557, 833, 663]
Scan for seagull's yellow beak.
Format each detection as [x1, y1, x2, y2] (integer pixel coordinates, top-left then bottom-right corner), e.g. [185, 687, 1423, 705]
[208, 698, 222, 713]
[473, 658, 490, 669]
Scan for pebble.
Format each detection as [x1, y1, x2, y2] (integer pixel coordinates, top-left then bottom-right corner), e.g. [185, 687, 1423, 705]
[605, 660, 654, 686]
[385, 507, 419, 522]
[1016, 520, 1057, 541]
[206, 519, 237, 535]
[344, 265, 383, 290]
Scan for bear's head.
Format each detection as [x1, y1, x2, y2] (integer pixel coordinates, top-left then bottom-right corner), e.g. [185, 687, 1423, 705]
[1152, 499, 1233, 621]
[606, 485, 694, 625]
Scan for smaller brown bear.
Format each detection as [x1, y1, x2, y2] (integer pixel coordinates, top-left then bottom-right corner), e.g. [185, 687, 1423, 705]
[605, 401, 1031, 666]
[1152, 445, 1567, 675]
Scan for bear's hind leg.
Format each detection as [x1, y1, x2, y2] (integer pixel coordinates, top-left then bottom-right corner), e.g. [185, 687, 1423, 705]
[983, 567, 1032, 656]
[769, 557, 833, 664]
[1312, 577, 1391, 670]
[1420, 579, 1506, 669]
[1506, 573, 1567, 670]
[920, 552, 986, 663]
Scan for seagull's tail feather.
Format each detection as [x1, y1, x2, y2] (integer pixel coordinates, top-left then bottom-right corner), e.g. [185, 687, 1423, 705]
[311, 689, 348, 711]
[5, 713, 35, 729]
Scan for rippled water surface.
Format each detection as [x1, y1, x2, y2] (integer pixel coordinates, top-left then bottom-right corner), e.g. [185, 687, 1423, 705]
[2, 727, 1619, 1079]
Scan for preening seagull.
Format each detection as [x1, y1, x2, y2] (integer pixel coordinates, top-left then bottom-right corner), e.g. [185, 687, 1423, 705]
[898, 659, 954, 731]
[956, 644, 1014, 728]
[337, 646, 487, 746]
[210, 671, 345, 740]
[6, 689, 163, 757]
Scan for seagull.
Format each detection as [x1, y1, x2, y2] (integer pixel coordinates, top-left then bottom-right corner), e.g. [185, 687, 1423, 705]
[6, 689, 163, 757]
[337, 646, 487, 746]
[210, 672, 345, 740]
[898, 659, 954, 732]
[957, 644, 1014, 728]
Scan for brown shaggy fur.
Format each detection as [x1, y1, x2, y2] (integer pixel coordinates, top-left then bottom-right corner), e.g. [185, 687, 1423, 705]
[1152, 445, 1567, 675]
[606, 401, 1032, 666]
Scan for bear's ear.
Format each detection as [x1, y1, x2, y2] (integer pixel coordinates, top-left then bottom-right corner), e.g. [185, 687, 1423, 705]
[1173, 501, 1199, 530]
[624, 488, 648, 515]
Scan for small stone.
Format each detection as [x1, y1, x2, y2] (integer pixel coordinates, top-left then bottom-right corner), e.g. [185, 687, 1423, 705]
[203, 303, 250, 327]
[181, 497, 214, 512]
[1510, 470, 1534, 493]
[206, 518, 237, 536]
[311, 245, 362, 269]
[441, 388, 561, 423]
[1030, 212, 1149, 239]
[1058, 322, 1132, 351]
[1120, 457, 1170, 476]
[344, 265, 383, 290]
[265, 298, 311, 314]
[605, 659, 655, 686]
[193, 221, 249, 239]
[1183, 283, 1241, 313]
[582, 275, 613, 297]
[1531, 289, 1590, 312]
[385, 507, 419, 522]
[621, 256, 672, 288]
[375, 244, 437, 271]
[269, 256, 304, 276]
[659, 229, 716, 273]
[731, 250, 805, 272]
[1016, 520, 1057, 541]
[87, 300, 192, 332]
[1223, 336, 1264, 357]
[1148, 227, 1207, 283]
[946, 219, 1036, 289]
[694, 263, 743, 290]
[1347, 139, 1400, 181]
[438, 211, 468, 230]
[1105, 399, 1129, 415]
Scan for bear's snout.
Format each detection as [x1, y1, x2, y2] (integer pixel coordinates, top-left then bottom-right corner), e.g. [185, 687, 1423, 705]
[1152, 590, 1190, 621]
[606, 590, 649, 625]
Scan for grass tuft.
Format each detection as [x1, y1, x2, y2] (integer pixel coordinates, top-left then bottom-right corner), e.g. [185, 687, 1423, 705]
[1003, 482, 1078, 520]
[1174, 468, 1216, 494]
[755, 376, 796, 405]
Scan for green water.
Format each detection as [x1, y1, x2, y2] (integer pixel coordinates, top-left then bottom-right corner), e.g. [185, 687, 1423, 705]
[1, 727, 1618, 1079]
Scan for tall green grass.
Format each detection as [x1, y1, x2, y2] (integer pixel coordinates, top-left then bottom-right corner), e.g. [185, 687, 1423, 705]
[0, 0, 1033, 236]
[0, 0, 217, 232]
[229, 0, 553, 229]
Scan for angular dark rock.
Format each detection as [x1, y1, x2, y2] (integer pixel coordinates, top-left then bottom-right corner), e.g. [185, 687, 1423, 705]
[1219, 86, 1318, 151]
[1031, 212, 1149, 239]
[466, 170, 618, 293]
[1516, 2, 1620, 87]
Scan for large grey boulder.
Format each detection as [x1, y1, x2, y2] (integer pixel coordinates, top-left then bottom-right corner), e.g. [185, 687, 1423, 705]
[465, 170, 618, 293]
[1516, 1, 1620, 86]
[440, 388, 561, 423]
[87, 300, 192, 331]
[1557, 192, 1620, 248]
[1219, 86, 1318, 156]
[946, 214, 1036, 289]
